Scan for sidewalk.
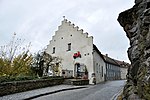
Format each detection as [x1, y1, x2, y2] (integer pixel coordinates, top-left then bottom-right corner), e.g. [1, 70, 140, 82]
[0, 85, 90, 100]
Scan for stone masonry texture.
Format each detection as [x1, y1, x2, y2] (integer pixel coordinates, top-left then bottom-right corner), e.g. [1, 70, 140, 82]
[118, 0, 150, 99]
[0, 78, 64, 96]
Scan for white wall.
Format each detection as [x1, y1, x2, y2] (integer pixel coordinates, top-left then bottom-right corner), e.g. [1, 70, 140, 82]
[93, 50, 106, 83]
[46, 19, 94, 84]
[121, 67, 127, 79]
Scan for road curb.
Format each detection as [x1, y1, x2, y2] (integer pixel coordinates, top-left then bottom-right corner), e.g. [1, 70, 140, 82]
[24, 86, 87, 100]
[111, 87, 123, 100]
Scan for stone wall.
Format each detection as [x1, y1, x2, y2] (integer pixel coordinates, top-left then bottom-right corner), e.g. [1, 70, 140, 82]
[118, 0, 150, 99]
[72, 79, 89, 85]
[0, 78, 64, 96]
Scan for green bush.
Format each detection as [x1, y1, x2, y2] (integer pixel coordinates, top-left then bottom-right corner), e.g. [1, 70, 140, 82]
[0, 76, 38, 83]
[0, 33, 35, 78]
[0, 75, 64, 83]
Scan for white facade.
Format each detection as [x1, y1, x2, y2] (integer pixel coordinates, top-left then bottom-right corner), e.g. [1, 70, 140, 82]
[120, 67, 127, 79]
[46, 19, 106, 84]
[114, 60, 129, 80]
[93, 46, 106, 83]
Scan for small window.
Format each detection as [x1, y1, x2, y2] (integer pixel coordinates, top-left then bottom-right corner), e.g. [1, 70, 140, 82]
[70, 35, 72, 36]
[61, 37, 63, 39]
[84, 54, 86, 56]
[102, 66, 103, 77]
[97, 66, 99, 73]
[87, 53, 89, 55]
[52, 47, 55, 53]
[67, 43, 71, 51]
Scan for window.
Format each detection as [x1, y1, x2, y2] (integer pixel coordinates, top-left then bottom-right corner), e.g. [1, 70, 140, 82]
[99, 65, 101, 73]
[67, 43, 71, 51]
[62, 71, 65, 74]
[97, 66, 98, 73]
[52, 47, 55, 53]
[102, 66, 103, 77]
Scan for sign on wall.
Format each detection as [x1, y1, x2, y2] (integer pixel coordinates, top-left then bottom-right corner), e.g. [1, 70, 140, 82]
[73, 51, 81, 59]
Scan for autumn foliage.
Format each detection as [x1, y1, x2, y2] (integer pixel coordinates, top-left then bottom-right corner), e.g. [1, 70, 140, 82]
[0, 33, 33, 77]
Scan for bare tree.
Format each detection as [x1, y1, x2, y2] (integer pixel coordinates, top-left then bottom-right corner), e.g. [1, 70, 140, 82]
[0, 33, 33, 77]
[0, 33, 30, 62]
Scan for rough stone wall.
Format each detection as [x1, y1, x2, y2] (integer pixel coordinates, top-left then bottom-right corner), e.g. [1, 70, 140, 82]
[0, 78, 64, 96]
[118, 0, 150, 99]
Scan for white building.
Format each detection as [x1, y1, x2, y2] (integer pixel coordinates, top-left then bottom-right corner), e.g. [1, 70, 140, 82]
[115, 60, 129, 80]
[46, 18, 106, 84]
[120, 67, 128, 79]
[103, 55, 121, 80]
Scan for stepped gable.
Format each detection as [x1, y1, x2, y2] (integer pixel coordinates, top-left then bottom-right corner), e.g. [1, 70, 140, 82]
[57, 18, 92, 38]
[46, 18, 93, 52]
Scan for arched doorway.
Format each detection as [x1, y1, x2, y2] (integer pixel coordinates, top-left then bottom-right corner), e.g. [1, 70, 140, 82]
[74, 63, 88, 79]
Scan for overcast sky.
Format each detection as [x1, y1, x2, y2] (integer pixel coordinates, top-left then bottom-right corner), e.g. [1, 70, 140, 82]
[0, 0, 134, 63]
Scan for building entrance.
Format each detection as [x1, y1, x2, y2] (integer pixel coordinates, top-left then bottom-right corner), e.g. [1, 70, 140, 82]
[74, 63, 88, 79]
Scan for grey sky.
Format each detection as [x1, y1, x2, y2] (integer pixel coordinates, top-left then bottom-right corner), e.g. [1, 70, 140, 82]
[0, 0, 134, 63]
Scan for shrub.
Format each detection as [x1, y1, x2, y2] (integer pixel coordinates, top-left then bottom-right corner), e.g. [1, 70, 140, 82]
[0, 33, 34, 78]
[0, 76, 38, 83]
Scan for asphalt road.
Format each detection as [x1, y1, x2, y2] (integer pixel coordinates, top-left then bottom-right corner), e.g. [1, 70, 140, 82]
[33, 80, 126, 100]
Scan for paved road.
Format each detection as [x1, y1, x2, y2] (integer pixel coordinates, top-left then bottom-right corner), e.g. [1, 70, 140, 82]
[34, 80, 126, 100]
[0, 85, 87, 100]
